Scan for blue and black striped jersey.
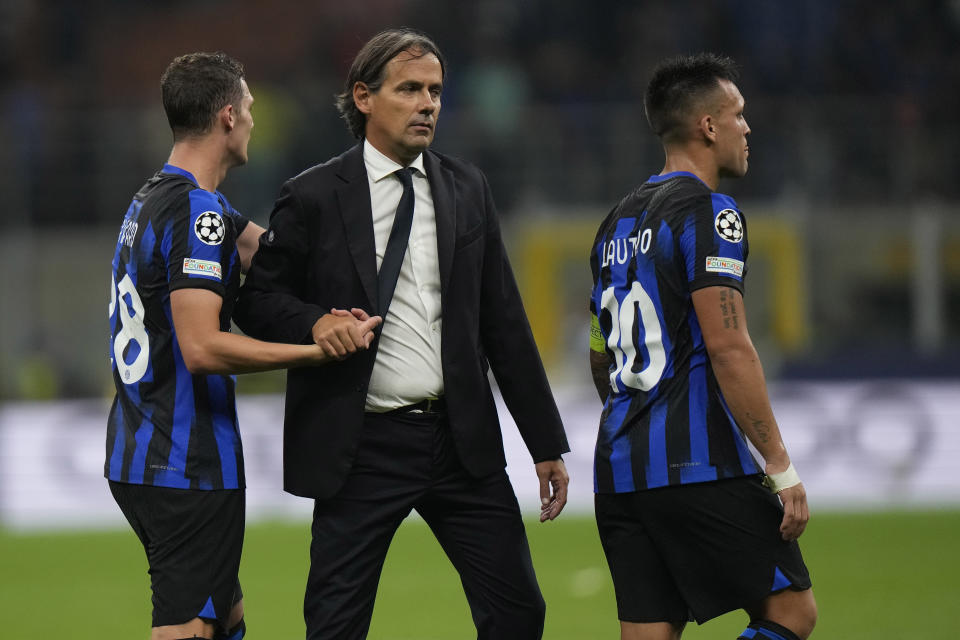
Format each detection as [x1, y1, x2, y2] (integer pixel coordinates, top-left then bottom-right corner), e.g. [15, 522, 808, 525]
[589, 171, 761, 494]
[106, 164, 250, 490]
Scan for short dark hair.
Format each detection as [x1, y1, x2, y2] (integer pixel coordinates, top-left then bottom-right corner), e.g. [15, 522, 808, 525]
[644, 53, 739, 143]
[335, 28, 446, 140]
[160, 52, 245, 141]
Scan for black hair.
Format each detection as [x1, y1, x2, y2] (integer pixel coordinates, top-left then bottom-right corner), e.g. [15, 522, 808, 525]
[644, 53, 739, 143]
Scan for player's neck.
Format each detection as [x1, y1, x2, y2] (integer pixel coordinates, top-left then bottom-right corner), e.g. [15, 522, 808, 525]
[167, 139, 230, 192]
[660, 149, 719, 191]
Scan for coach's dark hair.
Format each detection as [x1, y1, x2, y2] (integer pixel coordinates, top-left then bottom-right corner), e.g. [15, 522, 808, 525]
[335, 28, 446, 140]
[644, 53, 739, 143]
[161, 52, 245, 141]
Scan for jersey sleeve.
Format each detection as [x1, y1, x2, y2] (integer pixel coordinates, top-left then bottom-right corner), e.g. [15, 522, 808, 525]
[681, 192, 749, 294]
[164, 187, 237, 297]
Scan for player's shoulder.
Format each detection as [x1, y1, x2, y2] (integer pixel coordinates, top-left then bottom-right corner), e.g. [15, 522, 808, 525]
[144, 173, 227, 230]
[643, 174, 717, 223]
[657, 174, 742, 216]
[708, 190, 745, 244]
[214, 189, 240, 216]
[138, 172, 194, 218]
[709, 190, 740, 214]
[138, 170, 190, 200]
[653, 172, 712, 202]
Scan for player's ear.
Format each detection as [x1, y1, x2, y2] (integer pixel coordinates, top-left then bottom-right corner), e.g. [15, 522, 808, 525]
[220, 103, 236, 132]
[699, 114, 716, 143]
[353, 82, 373, 115]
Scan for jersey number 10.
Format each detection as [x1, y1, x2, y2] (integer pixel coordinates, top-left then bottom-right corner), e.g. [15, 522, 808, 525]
[600, 281, 666, 393]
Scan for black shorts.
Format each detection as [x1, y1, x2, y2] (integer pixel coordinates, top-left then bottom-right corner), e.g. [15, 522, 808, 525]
[109, 480, 245, 630]
[595, 475, 811, 624]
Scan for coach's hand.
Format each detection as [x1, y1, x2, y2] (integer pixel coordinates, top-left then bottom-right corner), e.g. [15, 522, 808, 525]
[312, 309, 381, 360]
[777, 482, 809, 541]
[535, 458, 569, 522]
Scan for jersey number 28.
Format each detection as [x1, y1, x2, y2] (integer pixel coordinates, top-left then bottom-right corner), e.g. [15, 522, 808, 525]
[109, 273, 149, 384]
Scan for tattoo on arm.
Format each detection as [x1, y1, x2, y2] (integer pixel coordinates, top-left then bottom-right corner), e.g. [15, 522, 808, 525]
[719, 289, 740, 330]
[746, 412, 771, 444]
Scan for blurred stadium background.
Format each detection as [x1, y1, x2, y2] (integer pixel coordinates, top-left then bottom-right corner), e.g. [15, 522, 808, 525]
[1, 1, 959, 638]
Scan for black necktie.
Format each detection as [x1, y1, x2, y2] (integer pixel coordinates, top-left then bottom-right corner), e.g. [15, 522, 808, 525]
[377, 167, 415, 319]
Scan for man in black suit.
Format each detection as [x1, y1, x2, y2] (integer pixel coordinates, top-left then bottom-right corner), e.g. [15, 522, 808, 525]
[234, 28, 570, 640]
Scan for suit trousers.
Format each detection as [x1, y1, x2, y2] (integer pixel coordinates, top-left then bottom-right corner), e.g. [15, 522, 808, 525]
[303, 410, 546, 640]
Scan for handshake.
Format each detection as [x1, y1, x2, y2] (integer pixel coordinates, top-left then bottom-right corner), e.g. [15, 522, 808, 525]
[310, 308, 382, 361]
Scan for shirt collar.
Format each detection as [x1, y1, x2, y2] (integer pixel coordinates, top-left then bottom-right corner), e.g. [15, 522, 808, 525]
[648, 171, 708, 188]
[162, 163, 199, 185]
[363, 139, 426, 183]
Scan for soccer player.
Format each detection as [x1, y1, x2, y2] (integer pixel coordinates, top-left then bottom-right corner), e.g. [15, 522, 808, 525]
[106, 52, 380, 640]
[588, 54, 818, 640]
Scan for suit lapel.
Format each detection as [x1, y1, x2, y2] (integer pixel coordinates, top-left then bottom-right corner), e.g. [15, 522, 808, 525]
[335, 145, 378, 312]
[425, 151, 457, 295]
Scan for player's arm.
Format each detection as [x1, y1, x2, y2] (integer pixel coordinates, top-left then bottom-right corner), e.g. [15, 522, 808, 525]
[171, 288, 380, 374]
[236, 220, 266, 274]
[691, 285, 809, 541]
[588, 312, 612, 403]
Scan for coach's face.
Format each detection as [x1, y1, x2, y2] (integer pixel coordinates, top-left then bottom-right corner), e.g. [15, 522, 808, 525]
[712, 79, 751, 179]
[355, 48, 443, 166]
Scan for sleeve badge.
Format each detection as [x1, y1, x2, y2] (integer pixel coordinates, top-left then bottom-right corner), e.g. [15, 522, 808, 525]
[194, 211, 225, 245]
[714, 209, 743, 243]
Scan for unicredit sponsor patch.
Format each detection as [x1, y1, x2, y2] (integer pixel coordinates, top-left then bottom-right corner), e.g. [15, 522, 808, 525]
[705, 256, 744, 277]
[183, 257, 222, 279]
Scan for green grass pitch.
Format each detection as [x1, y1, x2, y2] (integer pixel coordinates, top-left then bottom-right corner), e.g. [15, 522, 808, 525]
[2, 510, 958, 639]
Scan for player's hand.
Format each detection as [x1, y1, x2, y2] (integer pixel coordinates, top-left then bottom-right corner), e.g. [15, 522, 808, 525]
[312, 310, 381, 360]
[535, 458, 569, 522]
[777, 482, 809, 541]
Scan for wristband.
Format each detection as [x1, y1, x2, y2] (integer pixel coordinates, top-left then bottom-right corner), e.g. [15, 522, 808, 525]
[762, 463, 801, 493]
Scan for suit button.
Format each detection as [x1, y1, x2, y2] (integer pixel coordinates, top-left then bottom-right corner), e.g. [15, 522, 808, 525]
[355, 384, 366, 393]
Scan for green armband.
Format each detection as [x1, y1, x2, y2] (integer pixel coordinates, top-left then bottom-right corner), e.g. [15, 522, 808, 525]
[589, 314, 606, 353]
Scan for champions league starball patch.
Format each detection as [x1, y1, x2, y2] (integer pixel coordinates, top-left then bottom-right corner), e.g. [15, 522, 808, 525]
[714, 209, 743, 243]
[194, 211, 225, 245]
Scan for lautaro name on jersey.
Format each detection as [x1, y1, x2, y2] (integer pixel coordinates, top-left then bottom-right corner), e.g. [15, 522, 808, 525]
[589, 171, 761, 495]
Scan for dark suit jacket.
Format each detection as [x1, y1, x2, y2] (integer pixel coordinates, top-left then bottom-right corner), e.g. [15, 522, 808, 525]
[234, 144, 569, 499]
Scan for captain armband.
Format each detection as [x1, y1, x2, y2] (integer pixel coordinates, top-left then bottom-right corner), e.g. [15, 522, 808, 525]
[762, 463, 802, 493]
[589, 313, 607, 353]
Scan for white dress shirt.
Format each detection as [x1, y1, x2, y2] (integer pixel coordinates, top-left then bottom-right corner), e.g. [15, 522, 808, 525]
[362, 140, 444, 411]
